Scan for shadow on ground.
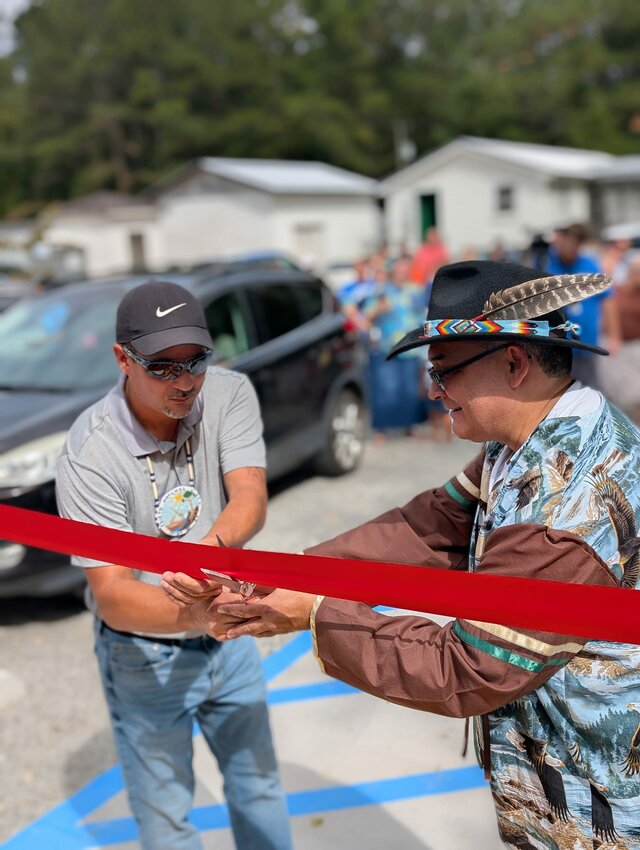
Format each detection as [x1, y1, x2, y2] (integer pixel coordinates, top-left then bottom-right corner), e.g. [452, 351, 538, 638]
[0, 591, 86, 626]
[65, 727, 118, 798]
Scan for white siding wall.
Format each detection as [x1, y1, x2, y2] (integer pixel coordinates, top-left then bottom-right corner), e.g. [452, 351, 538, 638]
[600, 185, 640, 227]
[271, 196, 380, 271]
[384, 153, 592, 258]
[156, 191, 274, 266]
[44, 219, 147, 276]
[44, 181, 379, 276]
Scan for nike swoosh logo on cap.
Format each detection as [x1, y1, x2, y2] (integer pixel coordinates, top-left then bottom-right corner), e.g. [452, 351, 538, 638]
[156, 303, 186, 318]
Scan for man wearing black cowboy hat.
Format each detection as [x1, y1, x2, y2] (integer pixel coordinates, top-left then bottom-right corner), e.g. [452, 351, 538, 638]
[163, 261, 640, 848]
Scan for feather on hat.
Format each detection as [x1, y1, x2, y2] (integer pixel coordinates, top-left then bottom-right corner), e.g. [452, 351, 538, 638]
[388, 260, 611, 359]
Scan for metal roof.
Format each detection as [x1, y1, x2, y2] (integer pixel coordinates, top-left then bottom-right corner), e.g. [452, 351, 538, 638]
[55, 191, 139, 214]
[458, 136, 615, 178]
[593, 155, 640, 182]
[197, 157, 377, 196]
[380, 136, 617, 190]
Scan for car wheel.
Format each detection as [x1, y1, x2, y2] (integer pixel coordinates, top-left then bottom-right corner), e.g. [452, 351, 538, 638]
[314, 389, 366, 476]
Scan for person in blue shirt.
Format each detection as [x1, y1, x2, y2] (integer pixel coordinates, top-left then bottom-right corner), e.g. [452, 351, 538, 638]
[360, 259, 427, 438]
[547, 223, 621, 388]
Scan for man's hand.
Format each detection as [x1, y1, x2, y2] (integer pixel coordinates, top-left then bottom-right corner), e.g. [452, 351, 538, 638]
[211, 589, 317, 639]
[186, 588, 247, 637]
[161, 571, 223, 607]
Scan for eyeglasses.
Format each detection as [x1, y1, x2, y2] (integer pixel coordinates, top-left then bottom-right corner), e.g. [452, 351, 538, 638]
[428, 345, 508, 393]
[123, 345, 212, 380]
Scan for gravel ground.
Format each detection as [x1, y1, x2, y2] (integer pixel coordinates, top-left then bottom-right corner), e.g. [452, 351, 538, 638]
[0, 431, 477, 844]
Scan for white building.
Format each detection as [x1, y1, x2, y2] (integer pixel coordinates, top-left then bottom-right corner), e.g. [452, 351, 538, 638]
[593, 156, 640, 234]
[381, 136, 617, 257]
[43, 192, 157, 278]
[43, 161, 380, 278]
[37, 141, 640, 278]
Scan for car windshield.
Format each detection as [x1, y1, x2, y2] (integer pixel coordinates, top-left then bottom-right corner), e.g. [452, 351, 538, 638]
[0, 288, 122, 391]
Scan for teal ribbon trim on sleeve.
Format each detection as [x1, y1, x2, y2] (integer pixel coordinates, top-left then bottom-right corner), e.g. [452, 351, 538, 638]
[453, 621, 570, 673]
[444, 480, 475, 510]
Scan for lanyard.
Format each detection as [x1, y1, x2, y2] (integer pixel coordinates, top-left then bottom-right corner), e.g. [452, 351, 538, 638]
[144, 438, 201, 538]
[145, 438, 195, 507]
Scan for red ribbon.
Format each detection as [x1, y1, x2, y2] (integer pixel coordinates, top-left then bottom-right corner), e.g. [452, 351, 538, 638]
[1, 503, 638, 644]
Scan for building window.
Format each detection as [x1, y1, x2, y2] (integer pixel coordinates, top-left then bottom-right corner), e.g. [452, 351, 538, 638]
[497, 186, 514, 212]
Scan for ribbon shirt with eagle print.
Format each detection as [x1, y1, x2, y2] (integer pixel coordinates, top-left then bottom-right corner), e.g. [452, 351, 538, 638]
[307, 383, 640, 849]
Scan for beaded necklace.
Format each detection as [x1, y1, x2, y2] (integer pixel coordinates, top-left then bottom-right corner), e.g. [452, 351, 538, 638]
[144, 437, 202, 537]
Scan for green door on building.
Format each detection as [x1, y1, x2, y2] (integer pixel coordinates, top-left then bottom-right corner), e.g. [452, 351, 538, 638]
[419, 194, 437, 239]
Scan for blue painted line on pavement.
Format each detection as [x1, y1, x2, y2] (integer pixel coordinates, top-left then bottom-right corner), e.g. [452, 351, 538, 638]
[2, 620, 480, 850]
[2, 765, 123, 850]
[268, 679, 358, 703]
[262, 631, 312, 682]
[84, 766, 487, 845]
[1, 634, 310, 850]
[286, 765, 486, 814]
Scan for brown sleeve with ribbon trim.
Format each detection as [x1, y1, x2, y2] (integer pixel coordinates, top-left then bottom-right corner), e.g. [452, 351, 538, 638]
[305, 451, 484, 570]
[312, 522, 619, 718]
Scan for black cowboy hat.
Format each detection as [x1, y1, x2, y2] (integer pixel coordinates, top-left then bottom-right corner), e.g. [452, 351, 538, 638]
[388, 260, 610, 359]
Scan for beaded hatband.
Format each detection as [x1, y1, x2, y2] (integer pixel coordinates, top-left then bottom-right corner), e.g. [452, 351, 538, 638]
[423, 318, 581, 339]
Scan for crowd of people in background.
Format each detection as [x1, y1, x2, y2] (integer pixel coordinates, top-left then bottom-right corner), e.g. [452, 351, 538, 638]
[336, 223, 640, 438]
[336, 228, 450, 442]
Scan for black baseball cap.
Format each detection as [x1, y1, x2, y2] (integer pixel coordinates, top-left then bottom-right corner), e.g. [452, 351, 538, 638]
[116, 280, 213, 356]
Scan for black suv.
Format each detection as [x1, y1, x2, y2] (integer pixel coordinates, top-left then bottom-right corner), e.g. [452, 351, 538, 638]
[0, 267, 368, 597]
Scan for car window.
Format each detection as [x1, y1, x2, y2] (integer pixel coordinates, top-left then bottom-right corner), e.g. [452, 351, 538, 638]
[0, 291, 120, 390]
[296, 283, 324, 322]
[204, 291, 251, 360]
[249, 285, 301, 343]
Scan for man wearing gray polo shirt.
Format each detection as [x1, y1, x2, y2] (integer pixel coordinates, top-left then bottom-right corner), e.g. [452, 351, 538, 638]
[56, 280, 292, 850]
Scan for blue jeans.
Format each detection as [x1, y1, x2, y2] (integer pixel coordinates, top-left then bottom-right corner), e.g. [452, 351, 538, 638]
[95, 621, 292, 850]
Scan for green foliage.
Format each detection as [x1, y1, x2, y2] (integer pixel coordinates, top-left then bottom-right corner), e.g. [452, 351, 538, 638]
[0, 0, 639, 216]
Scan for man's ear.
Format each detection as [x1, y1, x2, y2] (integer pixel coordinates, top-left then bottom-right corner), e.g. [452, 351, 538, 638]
[113, 343, 129, 376]
[507, 345, 530, 389]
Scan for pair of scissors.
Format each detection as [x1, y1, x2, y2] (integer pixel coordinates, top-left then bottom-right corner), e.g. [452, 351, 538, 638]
[200, 535, 256, 601]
